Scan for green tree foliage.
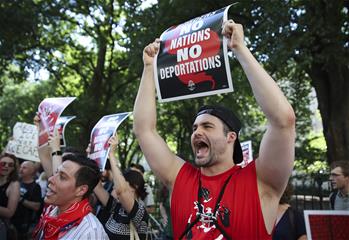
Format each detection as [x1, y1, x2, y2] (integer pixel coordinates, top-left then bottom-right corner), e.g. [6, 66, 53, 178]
[122, 0, 323, 166]
[0, 0, 142, 165]
[237, 0, 349, 164]
[1, 0, 346, 170]
[0, 1, 41, 79]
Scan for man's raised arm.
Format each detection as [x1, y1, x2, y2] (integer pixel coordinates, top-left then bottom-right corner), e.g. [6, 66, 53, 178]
[34, 115, 62, 177]
[133, 39, 184, 189]
[223, 21, 296, 196]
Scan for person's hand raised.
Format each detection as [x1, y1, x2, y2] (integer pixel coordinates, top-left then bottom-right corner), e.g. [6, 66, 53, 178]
[85, 143, 91, 157]
[222, 20, 245, 51]
[33, 112, 40, 129]
[48, 127, 61, 153]
[108, 135, 119, 159]
[143, 38, 160, 66]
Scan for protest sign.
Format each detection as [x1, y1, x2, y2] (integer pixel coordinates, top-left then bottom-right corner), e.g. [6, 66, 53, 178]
[155, 4, 235, 102]
[6, 122, 39, 162]
[239, 140, 253, 167]
[37, 97, 75, 147]
[89, 112, 131, 170]
[56, 116, 76, 147]
[304, 210, 349, 240]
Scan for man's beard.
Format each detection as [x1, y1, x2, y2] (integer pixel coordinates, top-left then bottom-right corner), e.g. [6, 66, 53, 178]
[194, 153, 215, 168]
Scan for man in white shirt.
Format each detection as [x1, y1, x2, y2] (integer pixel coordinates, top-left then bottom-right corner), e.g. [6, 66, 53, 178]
[34, 120, 109, 240]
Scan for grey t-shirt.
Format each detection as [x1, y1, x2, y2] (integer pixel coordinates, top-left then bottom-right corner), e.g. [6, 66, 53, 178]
[333, 191, 349, 210]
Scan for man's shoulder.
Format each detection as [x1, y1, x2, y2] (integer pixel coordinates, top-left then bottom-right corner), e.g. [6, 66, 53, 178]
[62, 213, 108, 239]
[22, 180, 40, 188]
[172, 163, 199, 195]
[181, 162, 199, 173]
[80, 212, 105, 228]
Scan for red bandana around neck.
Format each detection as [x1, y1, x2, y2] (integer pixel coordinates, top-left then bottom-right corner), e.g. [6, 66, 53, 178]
[33, 198, 92, 240]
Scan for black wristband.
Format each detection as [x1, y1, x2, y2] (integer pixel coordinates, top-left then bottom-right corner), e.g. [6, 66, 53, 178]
[20, 198, 25, 204]
[51, 150, 62, 157]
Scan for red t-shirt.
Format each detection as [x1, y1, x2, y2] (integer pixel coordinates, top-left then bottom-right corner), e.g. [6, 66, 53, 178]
[171, 161, 271, 239]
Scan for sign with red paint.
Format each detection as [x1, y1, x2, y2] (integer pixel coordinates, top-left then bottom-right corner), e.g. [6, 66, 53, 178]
[56, 116, 76, 147]
[38, 97, 75, 147]
[304, 210, 349, 240]
[89, 112, 131, 171]
[154, 5, 234, 102]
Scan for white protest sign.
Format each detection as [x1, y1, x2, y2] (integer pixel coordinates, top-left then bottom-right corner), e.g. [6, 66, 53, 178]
[6, 122, 39, 162]
[239, 140, 253, 168]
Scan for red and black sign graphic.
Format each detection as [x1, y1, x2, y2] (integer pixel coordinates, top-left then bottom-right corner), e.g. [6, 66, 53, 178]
[155, 5, 234, 102]
[89, 112, 130, 171]
[38, 97, 75, 147]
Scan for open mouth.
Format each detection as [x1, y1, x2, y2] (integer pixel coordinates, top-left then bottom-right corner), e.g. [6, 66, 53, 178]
[46, 187, 56, 197]
[194, 140, 209, 157]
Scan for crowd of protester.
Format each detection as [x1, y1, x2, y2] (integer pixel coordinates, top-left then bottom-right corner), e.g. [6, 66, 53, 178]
[1, 19, 348, 240]
[0, 137, 163, 240]
[1, 147, 345, 240]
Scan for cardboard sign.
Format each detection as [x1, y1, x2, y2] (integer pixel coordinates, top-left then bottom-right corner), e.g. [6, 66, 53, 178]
[304, 210, 349, 240]
[89, 112, 131, 170]
[154, 4, 235, 102]
[38, 97, 75, 147]
[5, 122, 39, 162]
[239, 140, 253, 168]
[56, 116, 76, 147]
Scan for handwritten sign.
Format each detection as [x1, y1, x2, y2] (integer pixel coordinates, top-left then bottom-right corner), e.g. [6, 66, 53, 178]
[6, 122, 39, 162]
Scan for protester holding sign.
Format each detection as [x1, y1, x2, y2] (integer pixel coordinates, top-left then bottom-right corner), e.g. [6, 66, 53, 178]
[33, 115, 109, 240]
[133, 19, 295, 239]
[93, 135, 150, 240]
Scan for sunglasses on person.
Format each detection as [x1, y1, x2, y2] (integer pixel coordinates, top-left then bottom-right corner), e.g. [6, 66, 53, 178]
[0, 162, 14, 167]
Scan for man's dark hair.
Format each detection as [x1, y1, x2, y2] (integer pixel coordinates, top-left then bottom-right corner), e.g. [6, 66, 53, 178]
[63, 146, 85, 156]
[130, 163, 145, 174]
[62, 153, 101, 199]
[330, 161, 349, 177]
[196, 105, 243, 164]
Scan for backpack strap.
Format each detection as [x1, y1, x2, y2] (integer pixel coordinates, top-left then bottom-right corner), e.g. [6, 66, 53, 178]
[330, 190, 338, 209]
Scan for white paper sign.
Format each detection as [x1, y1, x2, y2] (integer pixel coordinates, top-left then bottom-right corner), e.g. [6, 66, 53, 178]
[239, 140, 253, 168]
[6, 122, 39, 162]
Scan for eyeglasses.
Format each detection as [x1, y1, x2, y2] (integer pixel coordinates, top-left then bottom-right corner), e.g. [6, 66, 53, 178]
[0, 162, 14, 167]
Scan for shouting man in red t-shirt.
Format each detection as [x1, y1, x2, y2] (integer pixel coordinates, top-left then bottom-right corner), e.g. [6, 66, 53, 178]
[133, 20, 295, 240]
